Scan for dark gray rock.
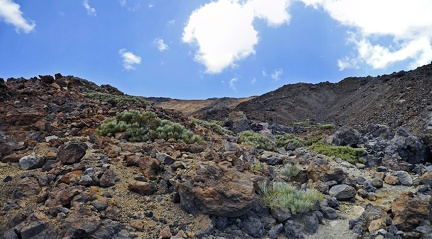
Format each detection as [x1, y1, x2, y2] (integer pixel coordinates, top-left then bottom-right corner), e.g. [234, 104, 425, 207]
[393, 171, 413, 186]
[3, 228, 19, 239]
[58, 143, 87, 164]
[332, 126, 361, 147]
[371, 178, 384, 188]
[214, 216, 229, 231]
[320, 206, 338, 220]
[156, 153, 175, 165]
[20, 221, 47, 239]
[268, 223, 283, 239]
[284, 221, 305, 239]
[271, 207, 291, 223]
[99, 169, 117, 187]
[385, 127, 430, 165]
[300, 212, 319, 234]
[242, 216, 262, 237]
[329, 184, 356, 201]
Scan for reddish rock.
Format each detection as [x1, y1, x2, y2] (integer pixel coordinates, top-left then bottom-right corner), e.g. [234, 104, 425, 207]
[384, 175, 399, 185]
[139, 156, 160, 178]
[128, 181, 157, 195]
[57, 143, 87, 164]
[6, 107, 44, 125]
[391, 192, 431, 231]
[178, 161, 256, 217]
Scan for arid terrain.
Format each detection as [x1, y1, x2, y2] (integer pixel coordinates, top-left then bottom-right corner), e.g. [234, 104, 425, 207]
[1, 64, 432, 239]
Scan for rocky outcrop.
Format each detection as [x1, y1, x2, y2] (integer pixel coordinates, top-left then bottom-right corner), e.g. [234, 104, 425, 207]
[178, 161, 257, 217]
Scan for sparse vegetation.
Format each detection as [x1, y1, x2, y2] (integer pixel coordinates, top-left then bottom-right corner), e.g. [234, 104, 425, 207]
[238, 131, 276, 151]
[250, 159, 264, 172]
[84, 92, 149, 106]
[318, 123, 336, 130]
[259, 181, 324, 214]
[275, 134, 306, 148]
[191, 118, 224, 135]
[97, 110, 203, 144]
[280, 164, 301, 178]
[309, 141, 366, 164]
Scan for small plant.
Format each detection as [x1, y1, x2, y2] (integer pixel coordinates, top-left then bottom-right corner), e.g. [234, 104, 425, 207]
[259, 181, 324, 214]
[238, 131, 276, 151]
[250, 159, 264, 172]
[276, 134, 306, 148]
[191, 118, 224, 135]
[318, 124, 335, 130]
[309, 141, 366, 164]
[280, 164, 301, 178]
[97, 110, 203, 144]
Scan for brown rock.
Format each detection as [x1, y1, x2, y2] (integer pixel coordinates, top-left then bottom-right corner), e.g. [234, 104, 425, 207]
[158, 225, 172, 239]
[384, 175, 399, 185]
[139, 156, 160, 178]
[60, 170, 83, 184]
[128, 181, 157, 195]
[307, 158, 330, 182]
[391, 192, 431, 231]
[39, 75, 54, 84]
[193, 214, 214, 238]
[6, 107, 44, 125]
[58, 143, 87, 164]
[178, 161, 256, 217]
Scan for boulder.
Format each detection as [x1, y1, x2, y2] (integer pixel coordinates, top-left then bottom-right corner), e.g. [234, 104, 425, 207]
[349, 204, 388, 235]
[227, 111, 250, 133]
[99, 169, 117, 187]
[128, 181, 157, 196]
[393, 171, 413, 186]
[19, 154, 45, 170]
[385, 127, 430, 165]
[5, 107, 44, 125]
[329, 184, 356, 201]
[332, 126, 361, 147]
[58, 143, 87, 164]
[391, 192, 431, 231]
[178, 161, 256, 217]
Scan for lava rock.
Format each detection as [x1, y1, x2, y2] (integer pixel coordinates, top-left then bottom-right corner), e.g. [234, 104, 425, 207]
[58, 143, 87, 164]
[329, 184, 356, 201]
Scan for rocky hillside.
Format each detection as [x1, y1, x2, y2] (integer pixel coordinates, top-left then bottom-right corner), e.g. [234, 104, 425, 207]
[1, 73, 432, 239]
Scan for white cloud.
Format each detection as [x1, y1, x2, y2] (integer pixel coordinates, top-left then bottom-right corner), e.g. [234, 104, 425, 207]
[251, 77, 256, 84]
[83, 0, 96, 16]
[182, 0, 292, 74]
[271, 69, 283, 81]
[119, 48, 141, 70]
[154, 38, 169, 52]
[229, 78, 238, 90]
[168, 19, 176, 25]
[148, 4, 154, 8]
[0, 0, 35, 33]
[119, 0, 127, 7]
[302, 0, 432, 70]
[262, 70, 267, 77]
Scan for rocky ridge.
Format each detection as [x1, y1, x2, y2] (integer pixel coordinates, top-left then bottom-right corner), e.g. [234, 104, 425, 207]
[0, 72, 431, 239]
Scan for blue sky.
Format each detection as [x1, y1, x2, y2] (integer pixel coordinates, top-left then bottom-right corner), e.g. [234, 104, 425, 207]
[1, 0, 431, 99]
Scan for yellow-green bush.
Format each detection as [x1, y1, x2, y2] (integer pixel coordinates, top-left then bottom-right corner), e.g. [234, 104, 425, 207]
[259, 181, 324, 214]
[84, 92, 148, 106]
[275, 134, 306, 148]
[309, 141, 366, 164]
[238, 131, 275, 151]
[97, 110, 203, 144]
[280, 164, 301, 178]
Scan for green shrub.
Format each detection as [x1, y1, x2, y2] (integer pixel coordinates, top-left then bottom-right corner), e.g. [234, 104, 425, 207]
[191, 118, 224, 135]
[259, 181, 324, 214]
[97, 110, 203, 144]
[250, 159, 264, 172]
[238, 131, 275, 151]
[318, 124, 336, 130]
[276, 134, 306, 148]
[309, 141, 366, 164]
[280, 164, 301, 178]
[84, 92, 149, 106]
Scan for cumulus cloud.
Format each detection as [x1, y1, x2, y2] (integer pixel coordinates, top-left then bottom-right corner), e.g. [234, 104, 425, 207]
[301, 0, 432, 70]
[119, 48, 141, 70]
[182, 0, 292, 74]
[154, 38, 169, 52]
[271, 69, 283, 81]
[0, 0, 35, 33]
[119, 0, 127, 7]
[229, 78, 238, 90]
[83, 0, 96, 16]
[251, 77, 256, 84]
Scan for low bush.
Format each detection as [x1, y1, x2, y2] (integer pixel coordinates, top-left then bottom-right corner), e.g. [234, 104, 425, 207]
[280, 164, 301, 178]
[309, 141, 366, 164]
[275, 134, 306, 148]
[259, 181, 324, 214]
[238, 131, 275, 151]
[191, 118, 224, 135]
[84, 92, 149, 106]
[97, 110, 203, 144]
